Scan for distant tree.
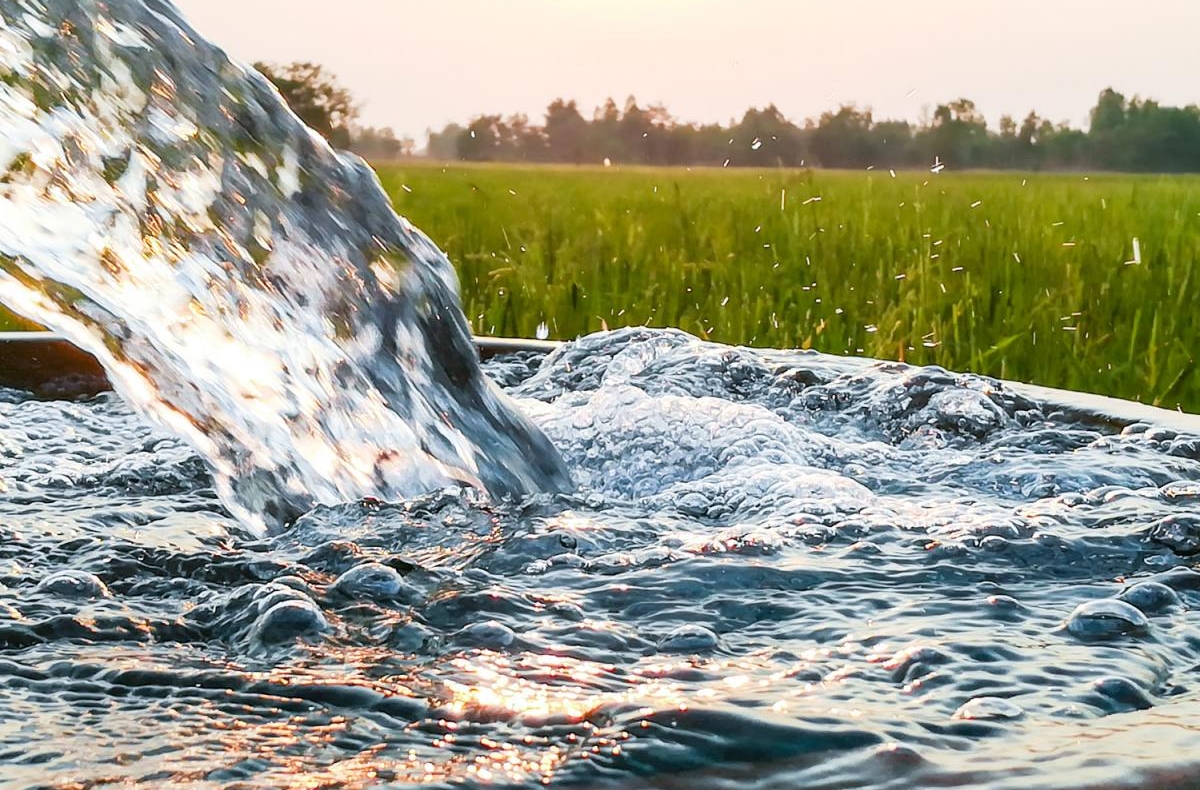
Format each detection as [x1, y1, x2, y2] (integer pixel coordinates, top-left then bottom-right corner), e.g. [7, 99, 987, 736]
[811, 105, 877, 168]
[254, 61, 357, 147]
[924, 98, 989, 168]
[1018, 111, 1041, 146]
[619, 96, 656, 163]
[1088, 88, 1129, 168]
[993, 114, 1017, 166]
[592, 98, 624, 162]
[544, 99, 589, 163]
[457, 115, 506, 161]
[506, 113, 543, 160]
[872, 120, 916, 167]
[1038, 121, 1090, 169]
[349, 126, 410, 160]
[1090, 88, 1128, 135]
[1012, 111, 1046, 169]
[426, 123, 464, 161]
[733, 105, 806, 167]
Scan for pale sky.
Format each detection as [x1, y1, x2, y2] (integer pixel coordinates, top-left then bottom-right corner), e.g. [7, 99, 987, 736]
[172, 0, 1198, 142]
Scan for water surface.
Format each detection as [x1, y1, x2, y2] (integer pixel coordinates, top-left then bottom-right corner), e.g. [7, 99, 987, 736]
[1, 1, 1199, 787]
[3, 329, 1200, 789]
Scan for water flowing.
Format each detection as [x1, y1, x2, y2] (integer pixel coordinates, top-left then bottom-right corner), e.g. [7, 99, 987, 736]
[2, 1, 1200, 789]
[0, 0, 568, 533]
[4, 330, 1200, 787]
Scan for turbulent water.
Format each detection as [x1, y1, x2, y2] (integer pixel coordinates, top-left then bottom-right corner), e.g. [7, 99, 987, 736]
[0, 0, 567, 533]
[3, 0, 1200, 788]
[3, 329, 1200, 789]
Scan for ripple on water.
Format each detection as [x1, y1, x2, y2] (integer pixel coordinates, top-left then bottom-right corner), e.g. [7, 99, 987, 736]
[3, 330, 1200, 789]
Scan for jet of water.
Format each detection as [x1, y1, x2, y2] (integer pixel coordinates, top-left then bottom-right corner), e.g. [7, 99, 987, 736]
[0, 0, 570, 532]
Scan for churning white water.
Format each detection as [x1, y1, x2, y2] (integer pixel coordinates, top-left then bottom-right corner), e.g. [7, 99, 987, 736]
[2, 2, 1200, 789]
[0, 0, 567, 533]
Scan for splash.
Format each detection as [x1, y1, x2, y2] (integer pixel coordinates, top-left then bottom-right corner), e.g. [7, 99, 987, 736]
[0, 0, 569, 531]
[3, 329, 1200, 788]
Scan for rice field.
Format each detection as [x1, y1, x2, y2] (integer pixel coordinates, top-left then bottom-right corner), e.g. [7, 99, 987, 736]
[2, 163, 1197, 412]
[375, 163, 1200, 412]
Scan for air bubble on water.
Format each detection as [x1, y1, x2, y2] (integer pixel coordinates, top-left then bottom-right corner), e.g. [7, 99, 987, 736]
[454, 620, 516, 649]
[1065, 599, 1150, 639]
[1118, 582, 1181, 613]
[658, 624, 720, 653]
[954, 697, 1023, 721]
[330, 562, 415, 602]
[535, 321, 550, 340]
[250, 598, 329, 645]
[35, 570, 110, 599]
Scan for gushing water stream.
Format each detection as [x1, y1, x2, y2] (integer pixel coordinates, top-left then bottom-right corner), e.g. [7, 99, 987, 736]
[0, 0, 568, 533]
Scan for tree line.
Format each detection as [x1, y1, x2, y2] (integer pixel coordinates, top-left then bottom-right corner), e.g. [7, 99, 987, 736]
[428, 91, 1200, 172]
[253, 64, 1200, 172]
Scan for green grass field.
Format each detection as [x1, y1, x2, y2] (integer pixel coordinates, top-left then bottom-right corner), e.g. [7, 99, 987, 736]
[375, 163, 1199, 411]
[2, 163, 1197, 411]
